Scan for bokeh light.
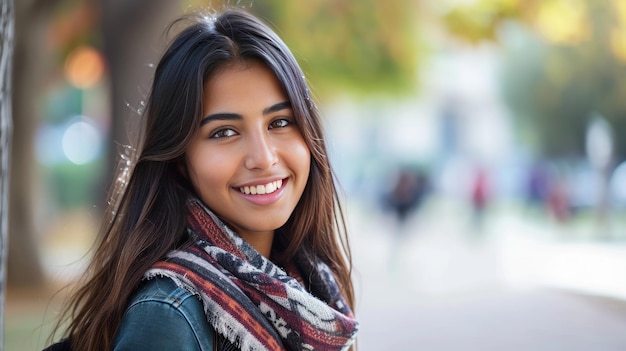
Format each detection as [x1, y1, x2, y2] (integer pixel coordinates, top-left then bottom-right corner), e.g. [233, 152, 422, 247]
[533, 0, 589, 44]
[61, 117, 103, 165]
[64, 45, 106, 89]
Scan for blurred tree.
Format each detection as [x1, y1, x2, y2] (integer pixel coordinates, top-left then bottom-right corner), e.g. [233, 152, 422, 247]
[250, 0, 423, 97]
[1, 0, 15, 341]
[442, 0, 524, 43]
[100, 0, 183, 193]
[441, 0, 626, 161]
[8, 0, 59, 287]
[8, 0, 183, 288]
[500, 1, 626, 160]
[44, 0, 183, 205]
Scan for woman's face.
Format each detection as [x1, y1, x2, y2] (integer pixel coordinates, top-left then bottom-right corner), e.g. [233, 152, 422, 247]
[185, 60, 311, 243]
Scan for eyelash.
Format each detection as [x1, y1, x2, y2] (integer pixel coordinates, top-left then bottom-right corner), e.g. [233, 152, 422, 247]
[209, 128, 237, 139]
[269, 118, 292, 129]
[209, 118, 294, 139]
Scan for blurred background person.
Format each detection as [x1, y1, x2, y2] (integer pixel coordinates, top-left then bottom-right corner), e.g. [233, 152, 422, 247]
[384, 166, 429, 230]
[469, 165, 490, 232]
[382, 165, 429, 272]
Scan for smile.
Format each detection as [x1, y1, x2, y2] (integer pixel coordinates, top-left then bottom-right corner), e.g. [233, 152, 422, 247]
[239, 179, 283, 195]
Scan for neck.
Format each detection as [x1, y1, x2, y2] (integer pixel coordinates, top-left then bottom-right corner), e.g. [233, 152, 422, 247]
[237, 230, 275, 258]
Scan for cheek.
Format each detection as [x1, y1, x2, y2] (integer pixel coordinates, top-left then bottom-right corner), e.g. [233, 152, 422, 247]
[185, 149, 230, 193]
[286, 135, 310, 160]
[292, 140, 312, 180]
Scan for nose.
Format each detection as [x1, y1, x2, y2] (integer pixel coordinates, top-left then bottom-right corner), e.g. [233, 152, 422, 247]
[244, 131, 278, 170]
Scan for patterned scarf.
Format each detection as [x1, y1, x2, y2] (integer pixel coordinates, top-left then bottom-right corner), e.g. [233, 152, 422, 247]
[144, 197, 359, 351]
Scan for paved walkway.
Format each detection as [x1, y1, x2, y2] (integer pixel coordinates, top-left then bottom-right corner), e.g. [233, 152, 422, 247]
[349, 199, 626, 350]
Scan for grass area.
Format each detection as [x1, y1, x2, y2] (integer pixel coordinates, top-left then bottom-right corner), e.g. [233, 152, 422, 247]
[5, 209, 93, 351]
[5, 285, 66, 351]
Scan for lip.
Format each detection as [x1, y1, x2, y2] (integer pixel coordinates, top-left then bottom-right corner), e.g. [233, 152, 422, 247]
[234, 177, 288, 206]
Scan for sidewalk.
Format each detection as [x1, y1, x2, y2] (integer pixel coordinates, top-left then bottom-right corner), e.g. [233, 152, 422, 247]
[348, 199, 626, 350]
[495, 232, 626, 301]
[349, 199, 626, 302]
[489, 210, 626, 301]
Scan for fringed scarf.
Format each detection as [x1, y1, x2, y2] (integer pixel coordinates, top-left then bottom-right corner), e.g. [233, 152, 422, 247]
[144, 197, 359, 351]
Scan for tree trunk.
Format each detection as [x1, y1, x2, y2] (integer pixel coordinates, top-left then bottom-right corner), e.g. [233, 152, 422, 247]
[8, 0, 61, 287]
[99, 0, 182, 199]
[7, 0, 181, 289]
[1, 0, 15, 343]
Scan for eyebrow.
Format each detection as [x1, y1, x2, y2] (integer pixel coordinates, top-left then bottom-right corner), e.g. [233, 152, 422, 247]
[263, 101, 291, 115]
[200, 101, 292, 126]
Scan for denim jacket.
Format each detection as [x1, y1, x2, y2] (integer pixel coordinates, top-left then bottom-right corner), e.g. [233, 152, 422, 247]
[113, 277, 216, 350]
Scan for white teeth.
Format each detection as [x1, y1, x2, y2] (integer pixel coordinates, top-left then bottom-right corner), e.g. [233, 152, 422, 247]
[239, 179, 283, 195]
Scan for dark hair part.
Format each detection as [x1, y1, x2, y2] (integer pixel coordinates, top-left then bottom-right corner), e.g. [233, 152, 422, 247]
[53, 7, 354, 351]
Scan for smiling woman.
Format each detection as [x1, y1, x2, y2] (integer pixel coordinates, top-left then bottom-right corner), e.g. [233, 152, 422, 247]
[45, 6, 358, 351]
[185, 60, 311, 256]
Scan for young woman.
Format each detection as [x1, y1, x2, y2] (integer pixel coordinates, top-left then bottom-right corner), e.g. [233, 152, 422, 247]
[48, 7, 358, 351]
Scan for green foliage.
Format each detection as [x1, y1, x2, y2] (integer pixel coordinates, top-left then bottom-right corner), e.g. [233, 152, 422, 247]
[249, 0, 423, 98]
[500, 2, 626, 158]
[48, 157, 104, 209]
[443, 0, 522, 43]
[442, 0, 626, 159]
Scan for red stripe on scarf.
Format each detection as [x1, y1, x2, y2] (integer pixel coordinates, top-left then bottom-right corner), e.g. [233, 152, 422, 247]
[152, 260, 284, 350]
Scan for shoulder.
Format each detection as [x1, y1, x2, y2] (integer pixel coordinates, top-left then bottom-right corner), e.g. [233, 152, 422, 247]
[128, 276, 198, 308]
[113, 277, 215, 351]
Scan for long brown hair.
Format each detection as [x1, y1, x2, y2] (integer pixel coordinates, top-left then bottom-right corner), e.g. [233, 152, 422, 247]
[53, 7, 355, 350]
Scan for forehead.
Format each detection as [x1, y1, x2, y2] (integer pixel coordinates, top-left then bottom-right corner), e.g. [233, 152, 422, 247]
[203, 60, 287, 111]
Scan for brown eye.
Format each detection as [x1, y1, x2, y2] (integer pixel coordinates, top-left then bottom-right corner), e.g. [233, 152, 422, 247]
[269, 118, 291, 129]
[210, 128, 237, 139]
